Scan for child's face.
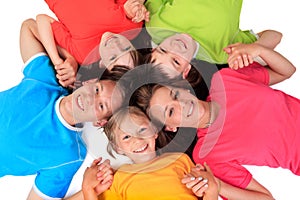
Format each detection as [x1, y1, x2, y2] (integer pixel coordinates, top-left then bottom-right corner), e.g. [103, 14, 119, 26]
[69, 80, 123, 126]
[99, 32, 135, 69]
[151, 33, 197, 79]
[115, 114, 158, 164]
[149, 86, 201, 130]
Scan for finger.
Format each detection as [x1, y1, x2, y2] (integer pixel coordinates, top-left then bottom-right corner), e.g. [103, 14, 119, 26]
[145, 11, 150, 22]
[236, 56, 243, 69]
[192, 182, 208, 197]
[181, 175, 196, 184]
[185, 177, 204, 189]
[226, 43, 240, 49]
[203, 162, 212, 172]
[248, 55, 254, 64]
[223, 47, 232, 54]
[56, 73, 72, 82]
[61, 78, 76, 87]
[242, 54, 249, 67]
[195, 164, 205, 170]
[101, 174, 114, 185]
[98, 159, 111, 171]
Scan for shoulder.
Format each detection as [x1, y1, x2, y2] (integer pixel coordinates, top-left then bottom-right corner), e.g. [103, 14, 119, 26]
[22, 52, 50, 72]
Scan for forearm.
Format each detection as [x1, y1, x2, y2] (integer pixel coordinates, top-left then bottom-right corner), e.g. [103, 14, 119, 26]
[83, 188, 99, 200]
[36, 14, 63, 65]
[20, 18, 45, 63]
[219, 180, 274, 200]
[257, 44, 296, 85]
[256, 30, 282, 50]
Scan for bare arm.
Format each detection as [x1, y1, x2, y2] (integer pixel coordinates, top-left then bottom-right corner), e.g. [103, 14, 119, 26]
[226, 42, 296, 85]
[256, 30, 282, 50]
[19, 18, 45, 63]
[36, 14, 78, 87]
[184, 164, 274, 200]
[36, 14, 63, 66]
[219, 178, 274, 200]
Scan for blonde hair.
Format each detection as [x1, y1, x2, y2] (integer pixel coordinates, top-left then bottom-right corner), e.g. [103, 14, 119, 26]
[104, 106, 171, 158]
[104, 106, 151, 157]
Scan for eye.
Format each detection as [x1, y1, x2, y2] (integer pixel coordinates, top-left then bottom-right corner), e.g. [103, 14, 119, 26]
[138, 127, 147, 134]
[109, 55, 117, 61]
[173, 58, 180, 65]
[168, 107, 174, 117]
[99, 103, 104, 110]
[123, 46, 132, 51]
[122, 134, 131, 140]
[95, 86, 99, 94]
[172, 90, 179, 100]
[159, 47, 167, 53]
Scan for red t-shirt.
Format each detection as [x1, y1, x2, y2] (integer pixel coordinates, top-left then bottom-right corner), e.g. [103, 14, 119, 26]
[45, 0, 143, 64]
[193, 62, 300, 189]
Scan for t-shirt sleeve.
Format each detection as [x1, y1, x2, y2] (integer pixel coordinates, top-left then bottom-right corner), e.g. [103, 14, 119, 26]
[211, 161, 253, 189]
[34, 161, 82, 199]
[237, 62, 270, 85]
[22, 53, 59, 86]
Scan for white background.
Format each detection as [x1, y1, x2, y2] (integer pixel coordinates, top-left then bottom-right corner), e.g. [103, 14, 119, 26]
[0, 0, 299, 199]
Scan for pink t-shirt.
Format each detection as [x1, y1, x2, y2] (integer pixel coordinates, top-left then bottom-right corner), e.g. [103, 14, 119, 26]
[193, 62, 300, 188]
[45, 0, 143, 64]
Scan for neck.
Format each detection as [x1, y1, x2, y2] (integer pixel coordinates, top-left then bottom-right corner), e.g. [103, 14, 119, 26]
[199, 101, 218, 129]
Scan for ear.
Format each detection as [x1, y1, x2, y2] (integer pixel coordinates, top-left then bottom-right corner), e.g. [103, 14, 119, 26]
[93, 119, 108, 127]
[116, 147, 125, 155]
[182, 64, 192, 79]
[164, 126, 178, 133]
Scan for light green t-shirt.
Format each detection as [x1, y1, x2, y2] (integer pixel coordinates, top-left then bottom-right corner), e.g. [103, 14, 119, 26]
[145, 0, 257, 64]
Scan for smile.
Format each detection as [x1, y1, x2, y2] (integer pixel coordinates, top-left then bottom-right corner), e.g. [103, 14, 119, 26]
[133, 144, 148, 153]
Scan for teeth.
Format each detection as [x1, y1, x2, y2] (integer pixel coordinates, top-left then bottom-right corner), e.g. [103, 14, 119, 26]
[77, 96, 84, 111]
[133, 144, 148, 153]
[187, 101, 193, 117]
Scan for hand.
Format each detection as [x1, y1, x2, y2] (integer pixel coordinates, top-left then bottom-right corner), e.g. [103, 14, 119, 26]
[94, 159, 114, 195]
[124, 0, 150, 23]
[182, 163, 219, 197]
[82, 158, 114, 196]
[224, 43, 261, 70]
[54, 56, 78, 88]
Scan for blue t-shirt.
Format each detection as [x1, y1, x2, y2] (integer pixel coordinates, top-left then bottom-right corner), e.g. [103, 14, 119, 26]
[0, 53, 87, 199]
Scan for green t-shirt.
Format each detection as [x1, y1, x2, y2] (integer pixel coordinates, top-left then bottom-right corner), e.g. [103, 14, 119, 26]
[145, 0, 257, 64]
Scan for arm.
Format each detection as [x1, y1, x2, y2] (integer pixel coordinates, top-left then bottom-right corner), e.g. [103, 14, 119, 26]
[66, 158, 113, 200]
[219, 178, 274, 200]
[36, 14, 78, 87]
[255, 30, 282, 50]
[36, 14, 63, 66]
[183, 164, 274, 200]
[225, 42, 296, 85]
[19, 18, 45, 63]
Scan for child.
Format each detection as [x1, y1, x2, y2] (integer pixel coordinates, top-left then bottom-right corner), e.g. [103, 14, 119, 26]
[80, 106, 219, 200]
[36, 0, 149, 87]
[0, 18, 127, 200]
